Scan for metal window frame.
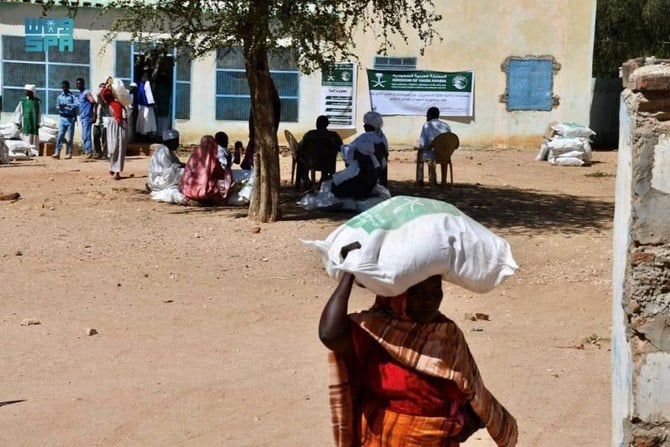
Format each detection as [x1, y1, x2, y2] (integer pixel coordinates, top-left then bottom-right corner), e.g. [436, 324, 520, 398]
[1, 35, 90, 114]
[215, 49, 300, 122]
[373, 55, 417, 71]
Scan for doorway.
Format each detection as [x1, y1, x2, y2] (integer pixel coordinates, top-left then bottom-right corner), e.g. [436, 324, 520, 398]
[132, 51, 174, 143]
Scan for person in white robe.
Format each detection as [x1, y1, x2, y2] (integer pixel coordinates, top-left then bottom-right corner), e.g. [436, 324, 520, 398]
[147, 129, 184, 194]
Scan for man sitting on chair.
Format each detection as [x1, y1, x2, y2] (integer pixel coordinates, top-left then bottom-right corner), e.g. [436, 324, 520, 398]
[417, 106, 451, 186]
[296, 115, 343, 188]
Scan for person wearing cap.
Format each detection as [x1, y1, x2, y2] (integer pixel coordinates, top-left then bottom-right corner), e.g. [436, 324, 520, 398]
[147, 129, 184, 193]
[416, 106, 452, 186]
[331, 111, 389, 199]
[12, 84, 42, 157]
[53, 80, 78, 159]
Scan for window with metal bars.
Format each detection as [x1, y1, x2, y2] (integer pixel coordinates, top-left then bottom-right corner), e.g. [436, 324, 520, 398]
[215, 47, 299, 122]
[1, 35, 90, 114]
[373, 56, 417, 71]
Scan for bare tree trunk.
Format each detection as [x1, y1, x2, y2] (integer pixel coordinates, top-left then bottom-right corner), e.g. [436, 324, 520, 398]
[243, 2, 281, 222]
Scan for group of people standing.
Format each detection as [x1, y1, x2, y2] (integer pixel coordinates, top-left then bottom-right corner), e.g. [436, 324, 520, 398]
[12, 77, 129, 180]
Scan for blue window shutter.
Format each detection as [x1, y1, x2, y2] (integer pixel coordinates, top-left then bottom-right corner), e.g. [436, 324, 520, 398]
[507, 59, 553, 111]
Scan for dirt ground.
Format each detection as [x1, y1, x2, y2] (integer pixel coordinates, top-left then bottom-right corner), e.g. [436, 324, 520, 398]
[0, 144, 615, 446]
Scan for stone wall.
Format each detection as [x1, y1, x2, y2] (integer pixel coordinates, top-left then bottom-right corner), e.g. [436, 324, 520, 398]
[612, 58, 670, 446]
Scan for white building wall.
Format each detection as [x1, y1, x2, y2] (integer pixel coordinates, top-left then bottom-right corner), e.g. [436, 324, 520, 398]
[1, 1, 596, 148]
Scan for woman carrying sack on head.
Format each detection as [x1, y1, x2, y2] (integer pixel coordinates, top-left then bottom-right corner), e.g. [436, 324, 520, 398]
[101, 78, 128, 180]
[319, 243, 518, 447]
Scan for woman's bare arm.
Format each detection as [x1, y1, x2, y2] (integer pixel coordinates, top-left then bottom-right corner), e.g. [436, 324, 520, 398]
[318, 242, 361, 353]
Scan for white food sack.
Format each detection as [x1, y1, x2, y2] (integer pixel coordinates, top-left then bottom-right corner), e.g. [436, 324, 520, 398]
[111, 78, 132, 108]
[551, 122, 596, 139]
[0, 122, 21, 139]
[535, 139, 550, 161]
[549, 156, 585, 166]
[303, 196, 518, 296]
[42, 117, 58, 128]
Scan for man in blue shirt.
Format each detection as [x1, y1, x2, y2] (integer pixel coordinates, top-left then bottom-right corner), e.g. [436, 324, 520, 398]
[52, 80, 78, 159]
[76, 77, 96, 159]
[416, 106, 451, 186]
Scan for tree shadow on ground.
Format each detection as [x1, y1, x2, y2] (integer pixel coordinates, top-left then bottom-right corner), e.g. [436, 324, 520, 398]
[279, 180, 614, 235]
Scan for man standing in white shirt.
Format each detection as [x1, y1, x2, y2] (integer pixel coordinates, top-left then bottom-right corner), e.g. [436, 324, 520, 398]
[416, 107, 451, 186]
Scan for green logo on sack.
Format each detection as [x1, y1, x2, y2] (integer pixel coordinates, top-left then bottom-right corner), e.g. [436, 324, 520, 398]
[346, 196, 460, 233]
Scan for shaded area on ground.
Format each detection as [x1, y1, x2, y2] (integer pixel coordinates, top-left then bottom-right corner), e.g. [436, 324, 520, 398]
[279, 180, 614, 235]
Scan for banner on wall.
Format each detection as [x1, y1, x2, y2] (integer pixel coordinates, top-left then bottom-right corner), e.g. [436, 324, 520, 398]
[320, 62, 357, 129]
[367, 69, 474, 117]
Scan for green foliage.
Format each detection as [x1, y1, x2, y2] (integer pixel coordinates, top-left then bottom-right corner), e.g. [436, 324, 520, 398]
[96, 0, 442, 74]
[594, 0, 670, 77]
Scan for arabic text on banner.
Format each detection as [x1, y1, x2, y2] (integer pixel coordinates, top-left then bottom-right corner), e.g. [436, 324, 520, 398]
[367, 69, 474, 117]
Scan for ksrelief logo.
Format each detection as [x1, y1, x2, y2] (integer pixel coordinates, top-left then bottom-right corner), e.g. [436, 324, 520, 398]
[452, 75, 468, 90]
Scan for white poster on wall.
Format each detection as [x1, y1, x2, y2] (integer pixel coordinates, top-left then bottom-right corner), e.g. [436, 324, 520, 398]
[320, 62, 357, 129]
[367, 69, 474, 117]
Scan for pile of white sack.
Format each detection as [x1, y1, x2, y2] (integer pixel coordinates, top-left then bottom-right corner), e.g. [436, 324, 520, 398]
[303, 196, 518, 296]
[536, 121, 595, 166]
[0, 116, 59, 160]
[4, 139, 38, 159]
[39, 117, 58, 143]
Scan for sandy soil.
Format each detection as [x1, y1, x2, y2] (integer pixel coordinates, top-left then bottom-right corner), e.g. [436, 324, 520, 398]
[0, 145, 615, 446]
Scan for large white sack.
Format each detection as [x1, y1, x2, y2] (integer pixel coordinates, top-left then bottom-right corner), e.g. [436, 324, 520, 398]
[551, 122, 596, 139]
[547, 136, 589, 152]
[42, 117, 58, 128]
[5, 139, 37, 158]
[111, 78, 132, 108]
[549, 156, 584, 166]
[535, 139, 550, 161]
[0, 122, 20, 139]
[150, 187, 185, 204]
[303, 196, 518, 296]
[298, 180, 391, 212]
[39, 128, 57, 143]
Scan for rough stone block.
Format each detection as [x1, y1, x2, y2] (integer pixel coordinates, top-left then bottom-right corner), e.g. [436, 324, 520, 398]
[628, 64, 670, 92]
[635, 352, 670, 422]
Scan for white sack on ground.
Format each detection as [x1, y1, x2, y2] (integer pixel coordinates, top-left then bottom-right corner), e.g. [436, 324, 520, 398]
[5, 139, 37, 158]
[303, 196, 518, 296]
[546, 137, 592, 166]
[549, 156, 585, 167]
[551, 122, 596, 139]
[0, 122, 20, 140]
[298, 180, 390, 212]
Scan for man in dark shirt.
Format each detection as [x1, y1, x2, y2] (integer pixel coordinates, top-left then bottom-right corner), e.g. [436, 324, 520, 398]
[296, 115, 343, 188]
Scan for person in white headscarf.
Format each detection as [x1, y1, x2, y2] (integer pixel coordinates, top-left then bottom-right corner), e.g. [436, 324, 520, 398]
[332, 111, 389, 198]
[12, 84, 42, 156]
[147, 129, 184, 193]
